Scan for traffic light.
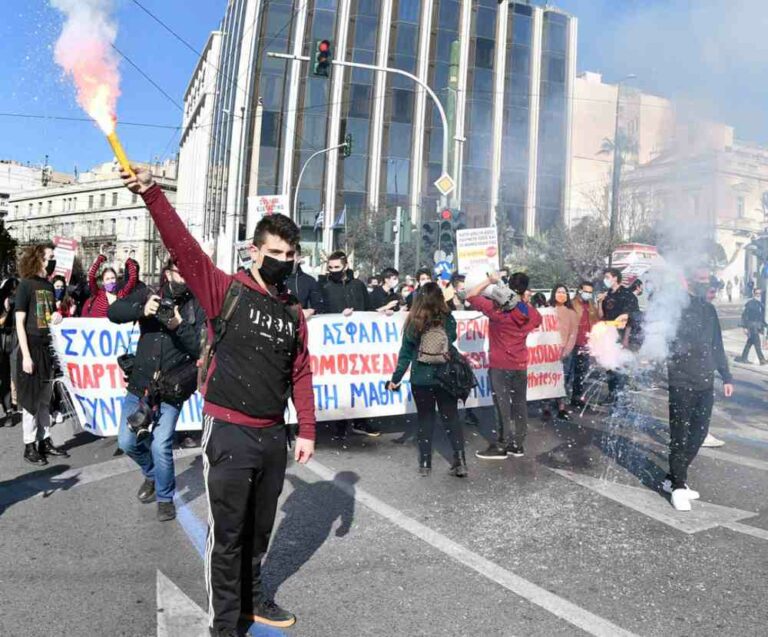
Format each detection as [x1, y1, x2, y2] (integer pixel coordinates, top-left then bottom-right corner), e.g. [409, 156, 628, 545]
[383, 218, 396, 243]
[313, 40, 332, 76]
[421, 222, 437, 253]
[343, 133, 352, 158]
[439, 219, 454, 254]
[452, 210, 467, 232]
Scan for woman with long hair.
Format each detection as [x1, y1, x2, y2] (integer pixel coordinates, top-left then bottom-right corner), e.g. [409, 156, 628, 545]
[51, 275, 76, 318]
[388, 282, 467, 477]
[82, 253, 138, 318]
[548, 283, 578, 420]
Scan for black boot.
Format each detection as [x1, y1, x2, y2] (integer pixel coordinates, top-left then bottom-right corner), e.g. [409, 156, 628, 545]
[418, 453, 432, 477]
[449, 451, 468, 478]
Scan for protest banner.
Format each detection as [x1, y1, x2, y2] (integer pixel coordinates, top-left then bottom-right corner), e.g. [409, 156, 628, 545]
[53, 236, 79, 283]
[455, 227, 500, 275]
[51, 309, 564, 436]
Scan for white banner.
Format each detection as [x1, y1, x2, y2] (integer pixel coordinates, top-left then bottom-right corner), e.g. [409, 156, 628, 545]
[51, 309, 565, 437]
[456, 227, 500, 275]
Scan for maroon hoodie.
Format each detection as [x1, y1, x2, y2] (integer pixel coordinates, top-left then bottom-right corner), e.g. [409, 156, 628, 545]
[141, 185, 316, 441]
[467, 295, 542, 370]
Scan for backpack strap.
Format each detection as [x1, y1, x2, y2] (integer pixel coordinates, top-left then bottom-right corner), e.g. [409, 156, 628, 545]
[198, 279, 245, 390]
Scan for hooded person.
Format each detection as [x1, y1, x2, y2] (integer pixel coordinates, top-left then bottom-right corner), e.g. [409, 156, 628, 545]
[665, 270, 733, 511]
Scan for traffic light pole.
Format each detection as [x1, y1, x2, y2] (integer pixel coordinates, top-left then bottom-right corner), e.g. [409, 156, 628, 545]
[293, 142, 349, 225]
[268, 51, 453, 267]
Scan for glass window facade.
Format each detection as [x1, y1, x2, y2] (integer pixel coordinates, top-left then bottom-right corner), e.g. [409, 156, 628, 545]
[535, 11, 570, 232]
[199, 0, 576, 260]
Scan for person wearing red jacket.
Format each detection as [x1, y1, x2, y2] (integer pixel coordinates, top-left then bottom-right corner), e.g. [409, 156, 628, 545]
[82, 253, 138, 317]
[122, 166, 315, 635]
[467, 271, 542, 459]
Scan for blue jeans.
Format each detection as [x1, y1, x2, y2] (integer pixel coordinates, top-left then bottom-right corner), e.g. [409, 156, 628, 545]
[117, 392, 181, 502]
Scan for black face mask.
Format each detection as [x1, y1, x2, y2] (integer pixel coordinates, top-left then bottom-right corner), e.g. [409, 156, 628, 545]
[329, 270, 345, 283]
[259, 255, 295, 286]
[690, 282, 709, 298]
[54, 288, 65, 301]
[167, 281, 189, 300]
[45, 259, 57, 276]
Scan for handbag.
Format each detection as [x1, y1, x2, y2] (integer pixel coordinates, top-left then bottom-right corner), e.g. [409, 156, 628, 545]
[435, 347, 478, 403]
[154, 359, 198, 403]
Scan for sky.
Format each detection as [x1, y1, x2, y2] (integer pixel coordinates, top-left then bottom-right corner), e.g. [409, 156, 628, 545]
[2, 0, 767, 174]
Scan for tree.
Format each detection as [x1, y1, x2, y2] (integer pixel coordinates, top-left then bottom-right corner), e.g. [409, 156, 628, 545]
[0, 223, 18, 278]
[343, 206, 416, 277]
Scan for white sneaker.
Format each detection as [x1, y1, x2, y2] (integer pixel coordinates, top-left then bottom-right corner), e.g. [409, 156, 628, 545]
[671, 488, 692, 511]
[661, 479, 700, 500]
[701, 433, 724, 448]
[54, 412, 64, 425]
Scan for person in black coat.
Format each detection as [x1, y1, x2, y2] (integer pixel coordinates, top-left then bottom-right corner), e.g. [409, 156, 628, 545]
[321, 251, 371, 315]
[369, 267, 401, 313]
[108, 258, 206, 522]
[285, 245, 324, 318]
[665, 274, 733, 511]
[736, 287, 766, 364]
[321, 251, 379, 438]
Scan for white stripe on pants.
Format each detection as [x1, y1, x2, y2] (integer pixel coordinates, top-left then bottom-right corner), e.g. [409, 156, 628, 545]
[22, 381, 53, 445]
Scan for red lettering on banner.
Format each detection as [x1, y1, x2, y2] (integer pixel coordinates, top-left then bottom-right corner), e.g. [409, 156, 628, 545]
[67, 362, 82, 388]
[310, 353, 401, 376]
[456, 319, 488, 342]
[527, 344, 562, 365]
[541, 315, 558, 332]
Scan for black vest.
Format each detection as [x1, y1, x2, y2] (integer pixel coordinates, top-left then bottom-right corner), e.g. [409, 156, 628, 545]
[205, 286, 299, 418]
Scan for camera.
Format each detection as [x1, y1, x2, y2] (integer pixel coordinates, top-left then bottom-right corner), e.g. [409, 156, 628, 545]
[155, 297, 176, 327]
[127, 398, 154, 442]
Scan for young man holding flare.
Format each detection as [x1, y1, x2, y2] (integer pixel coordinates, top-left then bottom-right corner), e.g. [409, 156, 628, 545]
[122, 167, 315, 636]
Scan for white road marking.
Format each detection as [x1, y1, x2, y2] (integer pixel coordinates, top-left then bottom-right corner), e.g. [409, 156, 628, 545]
[156, 570, 208, 637]
[550, 468, 758, 534]
[302, 458, 640, 637]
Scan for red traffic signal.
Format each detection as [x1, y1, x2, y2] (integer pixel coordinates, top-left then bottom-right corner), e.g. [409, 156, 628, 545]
[440, 208, 453, 221]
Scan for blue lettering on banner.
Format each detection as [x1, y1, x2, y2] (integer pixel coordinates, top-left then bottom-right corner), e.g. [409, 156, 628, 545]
[350, 380, 412, 408]
[60, 326, 138, 358]
[312, 384, 339, 412]
[179, 393, 203, 423]
[384, 322, 399, 342]
[470, 374, 490, 399]
[77, 394, 125, 432]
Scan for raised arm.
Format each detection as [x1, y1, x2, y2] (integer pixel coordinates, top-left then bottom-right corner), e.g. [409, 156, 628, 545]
[117, 258, 139, 299]
[87, 254, 106, 297]
[122, 167, 230, 319]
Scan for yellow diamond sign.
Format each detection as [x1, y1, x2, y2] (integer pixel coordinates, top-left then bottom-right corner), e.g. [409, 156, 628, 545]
[434, 173, 455, 197]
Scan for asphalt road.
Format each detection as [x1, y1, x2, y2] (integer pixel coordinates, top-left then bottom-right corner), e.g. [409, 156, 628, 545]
[1, 326, 766, 637]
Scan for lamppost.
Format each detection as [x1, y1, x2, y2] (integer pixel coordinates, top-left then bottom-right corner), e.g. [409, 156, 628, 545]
[607, 74, 637, 268]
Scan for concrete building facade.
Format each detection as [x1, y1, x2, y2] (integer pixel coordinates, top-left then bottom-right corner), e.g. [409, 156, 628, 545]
[6, 161, 177, 282]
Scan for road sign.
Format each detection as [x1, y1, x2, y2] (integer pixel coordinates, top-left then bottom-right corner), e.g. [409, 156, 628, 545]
[434, 260, 453, 280]
[456, 227, 500, 275]
[433, 249, 446, 263]
[434, 173, 455, 197]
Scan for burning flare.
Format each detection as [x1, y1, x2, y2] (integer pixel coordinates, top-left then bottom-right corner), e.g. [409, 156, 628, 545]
[51, 0, 133, 174]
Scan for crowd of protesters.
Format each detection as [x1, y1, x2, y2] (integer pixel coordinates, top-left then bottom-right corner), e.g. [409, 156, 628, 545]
[0, 162, 740, 632]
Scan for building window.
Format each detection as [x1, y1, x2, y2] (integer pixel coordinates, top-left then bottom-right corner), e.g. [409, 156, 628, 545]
[47, 200, 52, 213]
[73, 197, 77, 211]
[111, 218, 116, 234]
[100, 193, 106, 208]
[112, 192, 118, 207]
[131, 193, 138, 204]
[38, 202, 43, 214]
[89, 195, 94, 210]
[737, 196, 745, 219]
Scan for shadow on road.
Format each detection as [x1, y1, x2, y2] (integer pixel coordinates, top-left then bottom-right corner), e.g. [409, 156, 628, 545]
[0, 464, 79, 517]
[262, 471, 358, 598]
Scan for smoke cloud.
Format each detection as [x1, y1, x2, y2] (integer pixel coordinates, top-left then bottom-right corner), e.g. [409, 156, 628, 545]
[51, 0, 121, 133]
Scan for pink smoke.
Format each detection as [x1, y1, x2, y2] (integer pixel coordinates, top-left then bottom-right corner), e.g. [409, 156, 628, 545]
[51, 0, 120, 134]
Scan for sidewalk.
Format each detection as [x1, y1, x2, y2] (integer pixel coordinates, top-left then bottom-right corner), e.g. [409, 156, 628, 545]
[723, 327, 768, 370]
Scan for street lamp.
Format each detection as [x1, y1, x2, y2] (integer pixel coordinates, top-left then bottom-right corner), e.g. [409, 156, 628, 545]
[607, 74, 637, 268]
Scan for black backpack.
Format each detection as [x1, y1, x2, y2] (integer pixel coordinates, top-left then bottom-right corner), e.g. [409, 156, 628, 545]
[435, 347, 478, 403]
